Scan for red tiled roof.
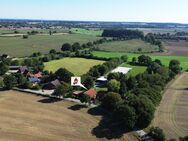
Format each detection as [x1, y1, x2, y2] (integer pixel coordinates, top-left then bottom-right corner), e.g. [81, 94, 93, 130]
[84, 88, 97, 98]
[28, 72, 42, 78]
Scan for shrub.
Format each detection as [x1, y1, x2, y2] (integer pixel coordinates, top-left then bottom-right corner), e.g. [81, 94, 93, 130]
[23, 35, 28, 39]
[148, 127, 165, 141]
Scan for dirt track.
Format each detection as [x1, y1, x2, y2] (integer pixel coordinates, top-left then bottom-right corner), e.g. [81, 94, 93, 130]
[153, 72, 188, 140]
[0, 91, 136, 141]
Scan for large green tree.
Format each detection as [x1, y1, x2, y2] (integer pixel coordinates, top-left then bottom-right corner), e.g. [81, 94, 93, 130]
[83, 76, 94, 89]
[0, 62, 8, 76]
[61, 43, 72, 52]
[114, 102, 136, 130]
[55, 68, 74, 83]
[169, 60, 181, 74]
[101, 92, 122, 112]
[107, 79, 120, 93]
[3, 75, 17, 89]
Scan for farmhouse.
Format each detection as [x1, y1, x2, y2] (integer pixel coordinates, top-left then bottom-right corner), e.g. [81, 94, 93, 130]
[7, 66, 29, 75]
[111, 67, 132, 74]
[84, 88, 97, 99]
[17, 66, 29, 75]
[28, 72, 42, 78]
[73, 88, 97, 99]
[42, 79, 61, 90]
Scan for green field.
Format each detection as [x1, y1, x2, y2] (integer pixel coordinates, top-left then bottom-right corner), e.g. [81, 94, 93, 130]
[0, 34, 99, 57]
[97, 39, 159, 52]
[121, 63, 147, 76]
[44, 57, 105, 76]
[70, 28, 103, 36]
[93, 51, 188, 70]
[0, 28, 69, 34]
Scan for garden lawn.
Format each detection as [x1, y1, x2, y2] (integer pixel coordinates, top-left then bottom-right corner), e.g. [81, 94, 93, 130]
[121, 64, 147, 76]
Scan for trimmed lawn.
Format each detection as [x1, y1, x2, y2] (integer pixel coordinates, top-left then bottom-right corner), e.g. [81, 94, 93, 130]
[44, 57, 105, 76]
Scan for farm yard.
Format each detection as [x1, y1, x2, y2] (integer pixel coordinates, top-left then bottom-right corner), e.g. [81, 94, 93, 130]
[153, 72, 188, 140]
[97, 39, 159, 53]
[92, 51, 188, 70]
[44, 58, 105, 76]
[0, 33, 100, 57]
[0, 90, 137, 141]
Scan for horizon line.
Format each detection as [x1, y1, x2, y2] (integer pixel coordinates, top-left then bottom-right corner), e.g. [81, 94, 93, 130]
[0, 18, 188, 25]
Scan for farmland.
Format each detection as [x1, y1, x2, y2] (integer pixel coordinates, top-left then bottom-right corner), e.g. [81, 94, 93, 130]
[153, 72, 188, 140]
[0, 91, 137, 141]
[156, 40, 188, 56]
[0, 28, 69, 34]
[0, 91, 101, 141]
[44, 58, 105, 76]
[0, 34, 99, 57]
[97, 39, 159, 53]
[130, 27, 188, 35]
[70, 28, 103, 36]
[92, 51, 188, 70]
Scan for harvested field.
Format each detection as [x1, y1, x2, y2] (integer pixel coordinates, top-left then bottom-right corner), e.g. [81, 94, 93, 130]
[0, 91, 136, 141]
[156, 40, 188, 56]
[153, 72, 188, 140]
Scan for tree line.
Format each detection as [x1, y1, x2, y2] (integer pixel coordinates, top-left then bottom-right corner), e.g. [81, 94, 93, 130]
[98, 55, 182, 133]
[102, 29, 164, 52]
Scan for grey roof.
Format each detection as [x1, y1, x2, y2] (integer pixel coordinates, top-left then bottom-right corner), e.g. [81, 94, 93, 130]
[51, 79, 61, 87]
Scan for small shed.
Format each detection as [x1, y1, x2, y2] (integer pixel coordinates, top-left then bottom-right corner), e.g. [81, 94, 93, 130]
[96, 76, 107, 88]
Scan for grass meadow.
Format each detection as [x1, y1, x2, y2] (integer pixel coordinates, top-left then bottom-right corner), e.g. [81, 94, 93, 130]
[121, 63, 147, 76]
[0, 34, 99, 57]
[97, 39, 159, 52]
[44, 57, 105, 76]
[93, 51, 188, 70]
[70, 28, 103, 36]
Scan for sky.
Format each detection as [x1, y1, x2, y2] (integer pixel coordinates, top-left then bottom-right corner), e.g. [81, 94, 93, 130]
[0, 0, 188, 23]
